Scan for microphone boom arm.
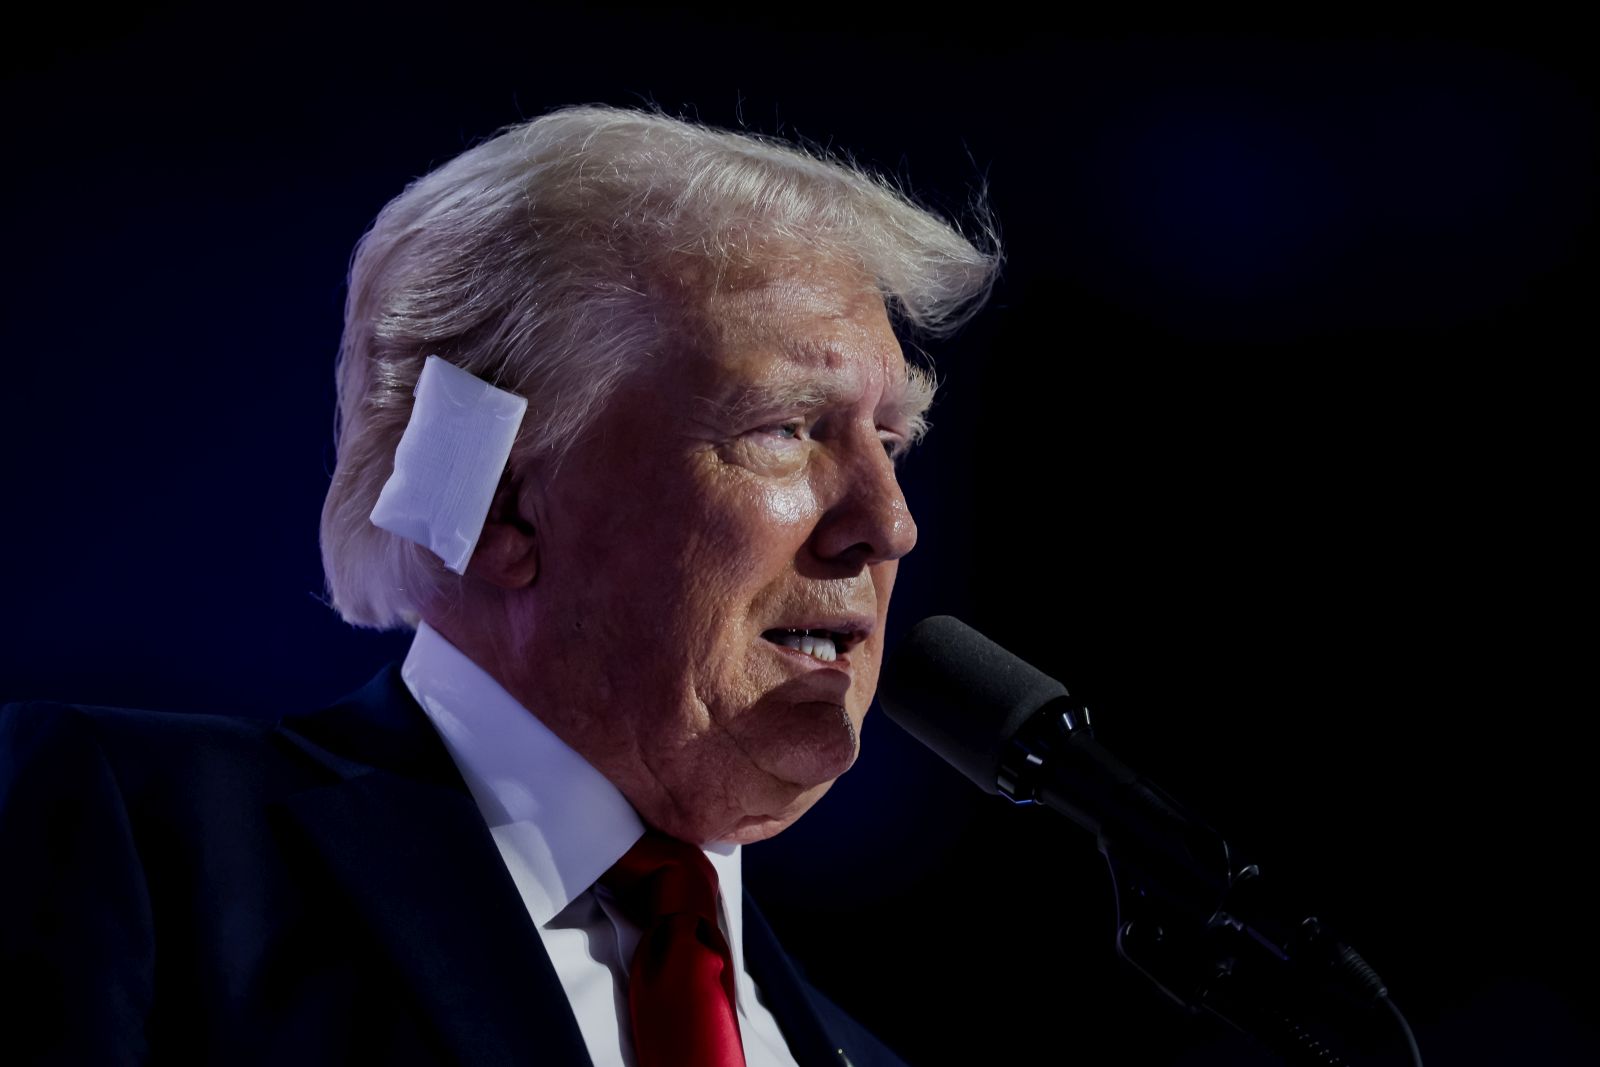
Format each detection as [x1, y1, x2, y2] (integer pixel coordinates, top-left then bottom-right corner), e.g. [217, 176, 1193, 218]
[998, 693, 1406, 1066]
[880, 616, 1420, 1066]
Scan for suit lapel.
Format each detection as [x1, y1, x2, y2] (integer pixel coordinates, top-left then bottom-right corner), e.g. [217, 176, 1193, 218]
[274, 666, 594, 1067]
[742, 890, 850, 1067]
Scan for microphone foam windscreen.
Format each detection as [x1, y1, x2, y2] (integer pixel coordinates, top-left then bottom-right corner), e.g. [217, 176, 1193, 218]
[878, 616, 1070, 794]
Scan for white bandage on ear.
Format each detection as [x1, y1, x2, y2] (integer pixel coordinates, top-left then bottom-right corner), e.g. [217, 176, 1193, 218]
[369, 355, 529, 575]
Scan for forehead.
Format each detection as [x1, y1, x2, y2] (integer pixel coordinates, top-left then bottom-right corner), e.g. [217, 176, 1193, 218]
[686, 260, 909, 396]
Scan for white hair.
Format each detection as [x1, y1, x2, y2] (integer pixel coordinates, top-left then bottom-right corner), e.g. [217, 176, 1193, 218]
[320, 105, 1000, 630]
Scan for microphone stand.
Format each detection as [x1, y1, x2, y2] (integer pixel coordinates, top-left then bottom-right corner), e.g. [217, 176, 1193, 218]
[997, 700, 1422, 1067]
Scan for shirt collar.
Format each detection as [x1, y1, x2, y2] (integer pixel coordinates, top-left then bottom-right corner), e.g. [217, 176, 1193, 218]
[402, 621, 643, 925]
[400, 621, 744, 935]
[703, 841, 747, 986]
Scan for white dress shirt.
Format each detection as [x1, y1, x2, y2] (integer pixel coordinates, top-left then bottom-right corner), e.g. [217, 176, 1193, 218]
[401, 622, 801, 1067]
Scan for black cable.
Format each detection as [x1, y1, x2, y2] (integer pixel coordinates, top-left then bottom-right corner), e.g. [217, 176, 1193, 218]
[1381, 996, 1424, 1067]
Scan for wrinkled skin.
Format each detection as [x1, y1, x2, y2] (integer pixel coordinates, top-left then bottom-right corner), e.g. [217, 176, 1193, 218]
[428, 258, 925, 845]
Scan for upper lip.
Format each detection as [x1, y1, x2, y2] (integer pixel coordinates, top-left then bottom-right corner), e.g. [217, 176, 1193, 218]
[760, 616, 875, 653]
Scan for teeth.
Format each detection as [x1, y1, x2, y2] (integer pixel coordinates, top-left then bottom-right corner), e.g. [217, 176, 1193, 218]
[771, 629, 839, 662]
[799, 634, 837, 661]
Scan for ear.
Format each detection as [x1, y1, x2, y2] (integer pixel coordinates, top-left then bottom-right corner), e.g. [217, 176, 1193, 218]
[466, 470, 539, 589]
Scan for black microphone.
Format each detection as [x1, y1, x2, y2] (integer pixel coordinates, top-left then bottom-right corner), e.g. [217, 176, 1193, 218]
[879, 616, 1418, 1066]
[878, 614, 1235, 918]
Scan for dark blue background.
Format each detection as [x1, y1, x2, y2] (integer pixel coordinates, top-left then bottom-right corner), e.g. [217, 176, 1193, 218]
[4, 9, 1593, 1064]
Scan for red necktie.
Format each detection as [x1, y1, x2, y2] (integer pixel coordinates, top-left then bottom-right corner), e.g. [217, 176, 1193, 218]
[602, 832, 747, 1067]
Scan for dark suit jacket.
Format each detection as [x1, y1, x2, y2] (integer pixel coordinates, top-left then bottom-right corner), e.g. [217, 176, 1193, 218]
[0, 666, 908, 1067]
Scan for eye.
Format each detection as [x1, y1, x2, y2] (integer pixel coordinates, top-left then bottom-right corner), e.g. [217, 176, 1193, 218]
[752, 419, 806, 443]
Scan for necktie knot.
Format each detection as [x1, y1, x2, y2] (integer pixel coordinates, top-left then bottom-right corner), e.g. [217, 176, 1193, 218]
[602, 831, 722, 928]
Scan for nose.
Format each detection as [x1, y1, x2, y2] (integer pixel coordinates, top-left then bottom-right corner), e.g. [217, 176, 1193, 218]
[811, 439, 919, 568]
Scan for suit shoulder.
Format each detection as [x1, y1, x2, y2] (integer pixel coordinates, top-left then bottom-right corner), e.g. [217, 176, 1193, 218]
[3, 697, 277, 758]
[1, 698, 313, 802]
[3, 697, 274, 737]
[0, 701, 160, 1065]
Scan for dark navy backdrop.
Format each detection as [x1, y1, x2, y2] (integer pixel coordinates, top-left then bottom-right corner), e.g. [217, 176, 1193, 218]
[4, 10, 1593, 1064]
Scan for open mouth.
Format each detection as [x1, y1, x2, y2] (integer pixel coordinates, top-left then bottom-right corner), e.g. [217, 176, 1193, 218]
[761, 627, 858, 664]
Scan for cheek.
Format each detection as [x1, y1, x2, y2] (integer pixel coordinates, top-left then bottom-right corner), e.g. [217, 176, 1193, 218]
[681, 475, 817, 576]
[756, 476, 817, 529]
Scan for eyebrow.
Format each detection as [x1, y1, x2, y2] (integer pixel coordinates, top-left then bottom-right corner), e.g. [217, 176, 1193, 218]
[696, 362, 939, 443]
[899, 363, 938, 443]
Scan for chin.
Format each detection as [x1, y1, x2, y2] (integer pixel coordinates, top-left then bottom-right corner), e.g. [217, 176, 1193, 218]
[710, 779, 836, 847]
[745, 697, 862, 791]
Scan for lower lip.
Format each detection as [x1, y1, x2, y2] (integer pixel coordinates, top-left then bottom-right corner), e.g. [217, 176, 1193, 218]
[764, 639, 854, 677]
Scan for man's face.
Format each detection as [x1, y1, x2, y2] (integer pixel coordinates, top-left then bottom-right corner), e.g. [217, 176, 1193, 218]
[521, 259, 925, 845]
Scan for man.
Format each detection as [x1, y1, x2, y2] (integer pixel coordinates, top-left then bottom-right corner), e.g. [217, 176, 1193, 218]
[0, 106, 998, 1065]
